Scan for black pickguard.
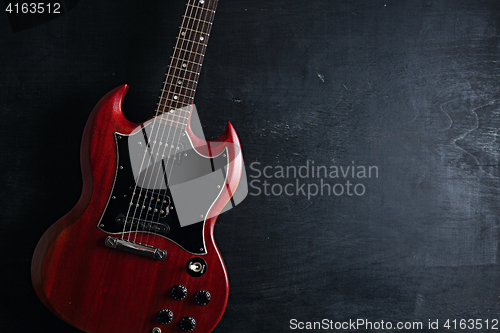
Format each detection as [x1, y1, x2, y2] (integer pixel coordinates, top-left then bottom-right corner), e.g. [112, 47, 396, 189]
[97, 126, 227, 254]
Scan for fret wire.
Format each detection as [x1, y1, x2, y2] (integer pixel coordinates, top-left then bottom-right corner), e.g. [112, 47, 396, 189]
[163, 81, 197, 91]
[182, 15, 213, 26]
[183, 6, 215, 21]
[159, 91, 195, 101]
[165, 81, 197, 92]
[154, 112, 190, 122]
[158, 101, 191, 108]
[186, 3, 215, 14]
[161, 80, 197, 91]
[159, 95, 194, 104]
[164, 80, 197, 92]
[158, 100, 194, 109]
[176, 37, 207, 49]
[158, 101, 191, 112]
[159, 99, 194, 108]
[172, 57, 203, 67]
[168, 114, 189, 120]
[169, 68, 199, 79]
[155, 118, 187, 127]
[156, 107, 191, 115]
[166, 71, 197, 85]
[181, 22, 212, 36]
[171, 108, 191, 114]
[168, 71, 199, 83]
[154, 103, 192, 114]
[173, 46, 205, 59]
[188, 5, 215, 14]
[160, 92, 195, 100]
[187, 0, 218, 7]
[159, 113, 189, 120]
[157, 104, 190, 113]
[170, 56, 203, 67]
[172, 46, 206, 66]
[160, 98, 195, 105]
[166, 74, 197, 85]
[179, 23, 210, 38]
[179, 26, 210, 37]
[168, 66, 199, 75]
[172, 45, 205, 64]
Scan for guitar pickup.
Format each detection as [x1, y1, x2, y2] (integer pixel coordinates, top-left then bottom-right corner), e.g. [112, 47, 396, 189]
[105, 236, 167, 260]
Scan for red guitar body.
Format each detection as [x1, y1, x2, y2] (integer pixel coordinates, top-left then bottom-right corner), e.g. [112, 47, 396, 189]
[31, 85, 243, 333]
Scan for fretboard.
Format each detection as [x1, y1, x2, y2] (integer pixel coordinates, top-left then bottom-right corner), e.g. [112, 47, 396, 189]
[156, 0, 218, 115]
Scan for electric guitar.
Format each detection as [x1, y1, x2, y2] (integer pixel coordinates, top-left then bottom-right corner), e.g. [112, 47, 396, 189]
[31, 1, 244, 332]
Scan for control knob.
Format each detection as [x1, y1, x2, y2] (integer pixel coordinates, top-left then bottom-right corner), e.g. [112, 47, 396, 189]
[157, 309, 173, 325]
[179, 316, 196, 332]
[194, 290, 211, 306]
[171, 285, 188, 301]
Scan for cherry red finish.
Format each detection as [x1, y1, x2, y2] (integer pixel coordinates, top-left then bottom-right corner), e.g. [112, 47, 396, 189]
[31, 85, 244, 333]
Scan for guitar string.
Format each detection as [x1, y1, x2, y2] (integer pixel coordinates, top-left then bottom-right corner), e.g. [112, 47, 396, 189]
[134, 0, 213, 244]
[142, 0, 217, 247]
[130, 1, 199, 244]
[135, 0, 202, 245]
[140, 0, 214, 247]
[121, 0, 216, 246]
[161, 1, 217, 202]
[121, 1, 193, 242]
[166, 0, 217, 193]
[163, 1, 216, 200]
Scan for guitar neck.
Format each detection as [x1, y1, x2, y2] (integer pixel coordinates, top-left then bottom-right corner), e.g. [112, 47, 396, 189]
[157, 0, 219, 114]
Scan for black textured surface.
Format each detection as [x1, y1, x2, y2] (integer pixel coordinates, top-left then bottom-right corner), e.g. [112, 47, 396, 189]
[2, 0, 500, 332]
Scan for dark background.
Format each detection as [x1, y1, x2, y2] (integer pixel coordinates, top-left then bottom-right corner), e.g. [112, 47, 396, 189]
[2, 0, 500, 332]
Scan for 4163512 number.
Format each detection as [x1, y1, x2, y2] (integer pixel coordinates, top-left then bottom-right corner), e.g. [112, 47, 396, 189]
[5, 3, 61, 14]
[444, 319, 498, 330]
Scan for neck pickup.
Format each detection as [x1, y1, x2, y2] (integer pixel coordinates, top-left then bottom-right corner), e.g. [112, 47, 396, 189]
[105, 236, 167, 260]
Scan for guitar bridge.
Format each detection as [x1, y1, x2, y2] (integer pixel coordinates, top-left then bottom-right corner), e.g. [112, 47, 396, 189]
[105, 236, 167, 260]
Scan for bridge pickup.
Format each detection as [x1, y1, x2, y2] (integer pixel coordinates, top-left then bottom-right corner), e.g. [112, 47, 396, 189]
[105, 236, 167, 260]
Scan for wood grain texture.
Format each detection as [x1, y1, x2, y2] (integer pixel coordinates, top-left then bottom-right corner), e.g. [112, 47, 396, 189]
[31, 85, 243, 333]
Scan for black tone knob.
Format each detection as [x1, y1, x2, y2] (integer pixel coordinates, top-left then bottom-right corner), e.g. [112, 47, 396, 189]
[179, 316, 196, 332]
[157, 309, 173, 325]
[171, 285, 188, 300]
[194, 290, 211, 306]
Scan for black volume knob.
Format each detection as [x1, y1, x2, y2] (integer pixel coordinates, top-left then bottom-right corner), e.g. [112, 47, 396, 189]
[171, 285, 188, 300]
[179, 316, 196, 332]
[157, 309, 173, 325]
[194, 290, 211, 306]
